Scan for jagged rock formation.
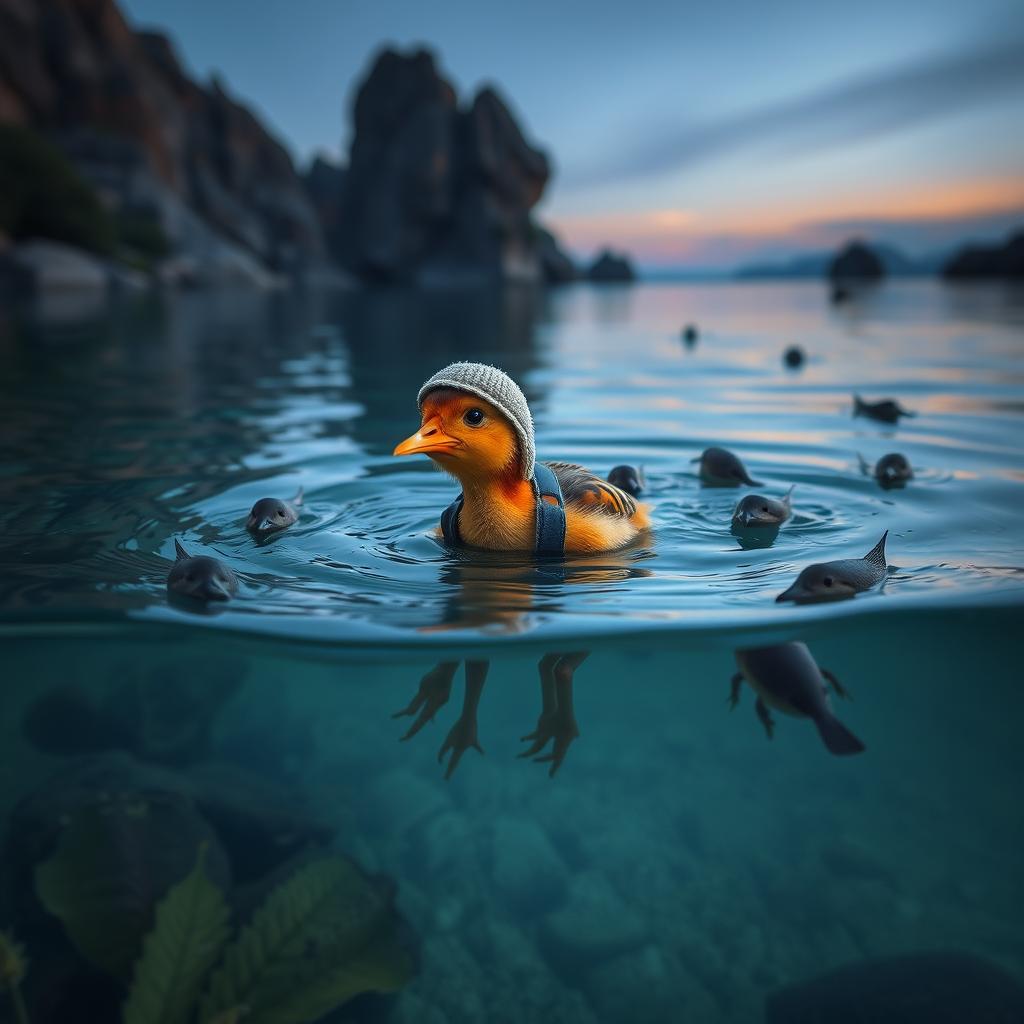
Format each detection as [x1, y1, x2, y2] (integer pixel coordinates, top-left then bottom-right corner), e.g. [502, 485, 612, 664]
[943, 229, 1024, 279]
[335, 48, 565, 285]
[0, 3, 579, 289]
[828, 240, 885, 282]
[0, 0, 329, 284]
[586, 248, 635, 282]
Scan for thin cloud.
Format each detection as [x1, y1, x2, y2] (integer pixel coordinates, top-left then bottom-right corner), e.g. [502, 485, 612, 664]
[570, 34, 1024, 187]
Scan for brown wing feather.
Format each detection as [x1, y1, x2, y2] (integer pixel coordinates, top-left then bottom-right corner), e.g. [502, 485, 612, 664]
[544, 461, 638, 519]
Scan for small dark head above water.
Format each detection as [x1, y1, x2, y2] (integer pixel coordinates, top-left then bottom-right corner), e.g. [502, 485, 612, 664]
[681, 323, 699, 346]
[246, 487, 304, 537]
[693, 446, 762, 487]
[732, 486, 794, 528]
[776, 531, 889, 604]
[783, 345, 805, 369]
[853, 394, 916, 424]
[168, 539, 238, 602]
[607, 464, 646, 496]
[874, 453, 913, 489]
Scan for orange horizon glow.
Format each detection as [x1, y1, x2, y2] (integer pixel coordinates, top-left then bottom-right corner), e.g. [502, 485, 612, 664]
[549, 176, 1024, 262]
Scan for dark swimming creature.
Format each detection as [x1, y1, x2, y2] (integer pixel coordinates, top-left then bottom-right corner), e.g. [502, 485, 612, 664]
[871, 452, 913, 489]
[731, 642, 865, 755]
[681, 323, 699, 346]
[246, 487, 303, 537]
[776, 531, 889, 604]
[167, 539, 238, 602]
[607, 464, 646, 496]
[853, 394, 916, 423]
[783, 345, 805, 369]
[693, 446, 762, 487]
[732, 486, 794, 528]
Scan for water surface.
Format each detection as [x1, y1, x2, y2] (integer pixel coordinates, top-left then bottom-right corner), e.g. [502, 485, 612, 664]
[1, 281, 1022, 1023]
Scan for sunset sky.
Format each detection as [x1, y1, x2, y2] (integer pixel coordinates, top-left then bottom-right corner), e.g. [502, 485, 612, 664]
[121, 0, 1024, 271]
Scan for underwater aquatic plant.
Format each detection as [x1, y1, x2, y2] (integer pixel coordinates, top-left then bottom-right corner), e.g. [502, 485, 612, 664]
[36, 825, 413, 1024]
[197, 857, 413, 1024]
[0, 929, 29, 1024]
[122, 844, 230, 1024]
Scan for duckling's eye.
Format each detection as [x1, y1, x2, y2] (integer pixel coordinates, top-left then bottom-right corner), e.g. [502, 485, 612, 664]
[463, 408, 485, 427]
[761, 506, 769, 513]
[823, 576, 834, 587]
[185, 573, 195, 583]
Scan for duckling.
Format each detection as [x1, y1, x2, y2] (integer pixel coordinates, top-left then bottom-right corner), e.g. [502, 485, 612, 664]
[393, 363, 650, 554]
[393, 361, 650, 776]
[858, 452, 913, 489]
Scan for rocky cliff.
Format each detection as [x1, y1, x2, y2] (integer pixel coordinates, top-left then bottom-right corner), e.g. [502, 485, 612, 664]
[0, 0, 329, 285]
[0, 1, 579, 290]
[334, 48, 561, 285]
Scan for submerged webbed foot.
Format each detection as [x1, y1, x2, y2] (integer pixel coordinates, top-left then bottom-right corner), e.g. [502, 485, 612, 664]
[519, 652, 587, 777]
[392, 661, 457, 740]
[436, 660, 488, 780]
[438, 714, 484, 780]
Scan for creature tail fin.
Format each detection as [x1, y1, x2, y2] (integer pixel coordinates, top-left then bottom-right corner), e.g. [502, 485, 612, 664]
[783, 484, 795, 505]
[292, 485, 304, 506]
[174, 538, 190, 561]
[863, 530, 888, 567]
[815, 712, 866, 756]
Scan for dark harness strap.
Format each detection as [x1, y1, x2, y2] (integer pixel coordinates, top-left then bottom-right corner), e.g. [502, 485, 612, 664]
[440, 462, 566, 555]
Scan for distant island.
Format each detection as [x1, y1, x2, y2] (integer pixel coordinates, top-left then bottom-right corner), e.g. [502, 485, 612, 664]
[942, 230, 1024, 280]
[736, 231, 1024, 283]
[736, 241, 944, 280]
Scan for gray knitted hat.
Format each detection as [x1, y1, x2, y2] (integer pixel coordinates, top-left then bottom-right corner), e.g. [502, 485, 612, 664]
[417, 362, 535, 480]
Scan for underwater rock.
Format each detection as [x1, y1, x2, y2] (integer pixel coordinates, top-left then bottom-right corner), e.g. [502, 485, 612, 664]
[361, 769, 453, 836]
[489, 818, 567, 916]
[538, 871, 647, 972]
[581, 943, 686, 1022]
[22, 656, 245, 765]
[184, 761, 333, 883]
[819, 838, 895, 887]
[765, 951, 1024, 1023]
[21, 686, 134, 756]
[409, 811, 481, 891]
[104, 655, 245, 764]
[33, 792, 230, 978]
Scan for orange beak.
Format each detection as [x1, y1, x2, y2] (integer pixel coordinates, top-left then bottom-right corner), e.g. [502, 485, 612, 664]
[393, 415, 461, 457]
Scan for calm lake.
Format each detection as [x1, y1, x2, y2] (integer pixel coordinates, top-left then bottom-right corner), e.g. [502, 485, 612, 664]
[1, 280, 1022, 1022]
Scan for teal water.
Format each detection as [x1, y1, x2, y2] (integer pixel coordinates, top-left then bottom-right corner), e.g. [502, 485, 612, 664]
[1, 281, 1023, 1022]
